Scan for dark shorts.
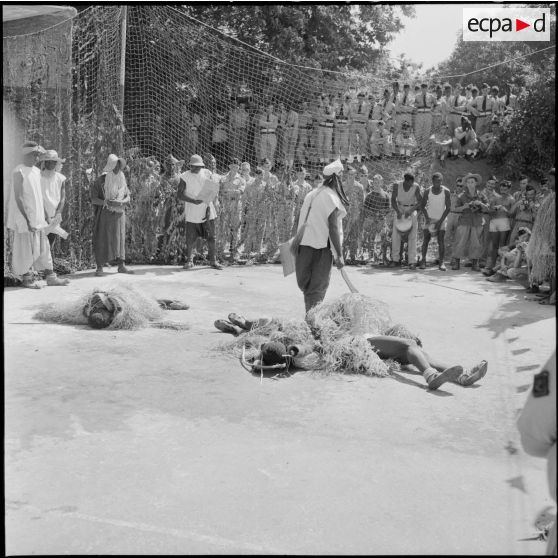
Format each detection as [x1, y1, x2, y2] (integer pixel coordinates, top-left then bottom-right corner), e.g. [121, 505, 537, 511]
[185, 219, 216, 243]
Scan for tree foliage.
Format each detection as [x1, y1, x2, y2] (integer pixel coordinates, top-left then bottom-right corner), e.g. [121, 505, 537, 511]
[497, 74, 556, 178]
[180, 4, 415, 72]
[431, 4, 555, 87]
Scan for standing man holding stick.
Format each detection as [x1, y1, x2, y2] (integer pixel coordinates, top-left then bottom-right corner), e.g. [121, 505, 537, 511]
[294, 159, 348, 313]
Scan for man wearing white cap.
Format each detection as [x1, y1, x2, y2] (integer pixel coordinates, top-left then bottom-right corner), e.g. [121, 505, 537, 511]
[91, 154, 134, 276]
[294, 159, 348, 313]
[177, 154, 223, 270]
[6, 142, 69, 288]
[39, 150, 68, 248]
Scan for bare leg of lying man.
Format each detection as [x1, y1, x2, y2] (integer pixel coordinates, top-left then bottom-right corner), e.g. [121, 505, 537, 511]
[365, 335, 487, 390]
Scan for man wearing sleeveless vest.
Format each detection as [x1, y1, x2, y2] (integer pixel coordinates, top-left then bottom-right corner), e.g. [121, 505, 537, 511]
[419, 172, 451, 271]
[389, 171, 423, 270]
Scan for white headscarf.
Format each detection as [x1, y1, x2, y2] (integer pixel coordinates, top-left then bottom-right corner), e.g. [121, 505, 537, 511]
[103, 154, 128, 201]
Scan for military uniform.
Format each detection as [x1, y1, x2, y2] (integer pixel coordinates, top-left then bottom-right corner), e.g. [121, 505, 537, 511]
[414, 87, 435, 146]
[350, 95, 371, 161]
[333, 99, 351, 161]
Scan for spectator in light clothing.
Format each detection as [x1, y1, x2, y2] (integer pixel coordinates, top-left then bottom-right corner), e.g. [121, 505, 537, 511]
[7, 142, 69, 288]
[430, 123, 452, 166]
[295, 159, 348, 313]
[389, 171, 422, 270]
[451, 116, 479, 160]
[445, 177, 464, 258]
[450, 172, 489, 271]
[419, 172, 451, 271]
[177, 154, 223, 270]
[39, 150, 68, 248]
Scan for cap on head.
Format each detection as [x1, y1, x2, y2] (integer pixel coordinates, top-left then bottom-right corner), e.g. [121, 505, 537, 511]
[39, 149, 66, 163]
[323, 159, 344, 177]
[103, 154, 127, 173]
[189, 154, 205, 167]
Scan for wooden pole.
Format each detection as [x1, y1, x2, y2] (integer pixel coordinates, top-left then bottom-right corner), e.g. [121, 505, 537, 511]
[118, 5, 127, 154]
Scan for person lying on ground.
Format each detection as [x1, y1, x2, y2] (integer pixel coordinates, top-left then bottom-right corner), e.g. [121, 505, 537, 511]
[215, 313, 488, 390]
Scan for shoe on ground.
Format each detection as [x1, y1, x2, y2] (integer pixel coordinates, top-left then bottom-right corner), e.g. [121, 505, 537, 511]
[525, 285, 540, 293]
[95, 268, 106, 277]
[118, 265, 135, 274]
[487, 272, 508, 282]
[210, 261, 223, 270]
[228, 313, 249, 330]
[387, 260, 400, 268]
[22, 279, 42, 289]
[214, 319, 243, 336]
[482, 268, 496, 277]
[418, 261, 426, 270]
[427, 365, 464, 390]
[438, 263, 447, 271]
[464, 261, 473, 267]
[457, 360, 488, 386]
[408, 264, 417, 270]
[182, 261, 194, 270]
[46, 275, 70, 286]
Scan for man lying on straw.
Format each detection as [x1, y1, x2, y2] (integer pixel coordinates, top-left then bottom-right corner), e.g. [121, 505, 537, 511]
[34, 283, 190, 330]
[214, 293, 487, 391]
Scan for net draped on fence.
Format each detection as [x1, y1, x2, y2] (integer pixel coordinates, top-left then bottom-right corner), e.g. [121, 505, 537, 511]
[3, 4, 438, 271]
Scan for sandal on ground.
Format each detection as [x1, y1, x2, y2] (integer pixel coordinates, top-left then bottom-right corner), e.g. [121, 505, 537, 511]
[22, 280, 42, 289]
[426, 365, 463, 390]
[46, 275, 70, 286]
[210, 261, 223, 270]
[214, 319, 243, 336]
[95, 269, 106, 277]
[457, 360, 488, 386]
[228, 313, 250, 330]
[117, 265, 135, 274]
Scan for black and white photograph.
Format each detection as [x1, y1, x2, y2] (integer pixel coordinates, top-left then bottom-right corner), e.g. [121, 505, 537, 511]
[3, 1, 556, 554]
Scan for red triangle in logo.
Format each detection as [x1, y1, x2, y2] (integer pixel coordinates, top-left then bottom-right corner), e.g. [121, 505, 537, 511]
[516, 18, 530, 31]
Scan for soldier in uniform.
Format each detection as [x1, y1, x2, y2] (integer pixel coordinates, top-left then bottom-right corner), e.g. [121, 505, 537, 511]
[414, 82, 434, 146]
[257, 102, 279, 165]
[431, 85, 444, 133]
[342, 166, 365, 262]
[395, 83, 414, 133]
[334, 92, 352, 163]
[295, 101, 313, 166]
[474, 83, 496, 136]
[350, 91, 371, 163]
[446, 83, 467, 137]
[317, 94, 336, 164]
[517, 351, 556, 556]
[229, 101, 250, 162]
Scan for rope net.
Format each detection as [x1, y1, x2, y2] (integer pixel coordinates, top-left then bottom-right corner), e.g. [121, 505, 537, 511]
[4, 4, 445, 272]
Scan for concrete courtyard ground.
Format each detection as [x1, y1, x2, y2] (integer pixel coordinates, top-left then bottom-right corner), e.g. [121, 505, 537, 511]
[4, 262, 556, 555]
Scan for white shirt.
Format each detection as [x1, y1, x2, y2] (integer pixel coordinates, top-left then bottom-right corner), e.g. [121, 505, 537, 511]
[180, 169, 217, 223]
[297, 186, 347, 250]
[41, 170, 66, 219]
[7, 164, 47, 233]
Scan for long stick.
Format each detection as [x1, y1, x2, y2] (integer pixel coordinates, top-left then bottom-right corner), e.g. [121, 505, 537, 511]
[339, 267, 359, 293]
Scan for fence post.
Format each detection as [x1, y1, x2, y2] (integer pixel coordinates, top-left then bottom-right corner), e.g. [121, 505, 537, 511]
[118, 5, 127, 154]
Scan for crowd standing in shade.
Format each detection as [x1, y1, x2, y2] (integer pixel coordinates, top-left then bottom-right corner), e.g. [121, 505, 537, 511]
[177, 80, 519, 172]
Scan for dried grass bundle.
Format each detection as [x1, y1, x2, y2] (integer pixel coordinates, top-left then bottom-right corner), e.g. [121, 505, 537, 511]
[527, 192, 555, 283]
[306, 293, 392, 344]
[33, 283, 189, 330]
[383, 323, 422, 346]
[321, 334, 391, 376]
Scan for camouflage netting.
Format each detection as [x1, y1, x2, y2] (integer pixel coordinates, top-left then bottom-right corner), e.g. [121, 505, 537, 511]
[3, 5, 435, 276]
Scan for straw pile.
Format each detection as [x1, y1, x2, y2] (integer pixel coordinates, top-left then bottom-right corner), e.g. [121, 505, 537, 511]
[219, 293, 416, 377]
[34, 282, 189, 330]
